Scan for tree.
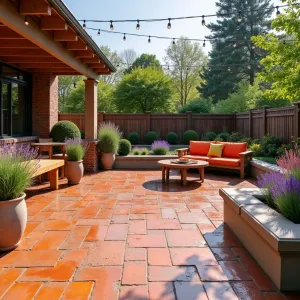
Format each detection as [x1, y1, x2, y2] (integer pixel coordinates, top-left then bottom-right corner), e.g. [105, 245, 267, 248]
[125, 54, 161, 74]
[164, 38, 207, 106]
[114, 68, 173, 113]
[252, 0, 300, 101]
[178, 99, 213, 113]
[120, 49, 137, 66]
[198, 0, 273, 103]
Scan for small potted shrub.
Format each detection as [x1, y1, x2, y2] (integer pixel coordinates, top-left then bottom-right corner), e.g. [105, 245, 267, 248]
[145, 131, 159, 145]
[65, 138, 87, 184]
[128, 132, 140, 145]
[98, 122, 122, 169]
[167, 132, 178, 145]
[0, 144, 39, 251]
[183, 130, 199, 145]
[118, 139, 132, 156]
[152, 140, 170, 155]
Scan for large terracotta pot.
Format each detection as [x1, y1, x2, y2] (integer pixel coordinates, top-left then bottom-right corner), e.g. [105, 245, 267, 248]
[0, 193, 27, 252]
[101, 153, 115, 170]
[65, 160, 84, 184]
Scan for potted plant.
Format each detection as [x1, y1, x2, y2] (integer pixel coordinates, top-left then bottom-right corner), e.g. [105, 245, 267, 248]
[65, 138, 87, 184]
[98, 122, 122, 169]
[0, 144, 39, 251]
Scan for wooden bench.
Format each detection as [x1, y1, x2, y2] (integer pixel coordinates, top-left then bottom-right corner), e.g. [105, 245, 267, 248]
[32, 159, 65, 190]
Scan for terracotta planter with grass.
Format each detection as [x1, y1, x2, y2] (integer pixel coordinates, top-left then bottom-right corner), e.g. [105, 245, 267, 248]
[101, 153, 115, 170]
[0, 193, 27, 252]
[65, 160, 84, 184]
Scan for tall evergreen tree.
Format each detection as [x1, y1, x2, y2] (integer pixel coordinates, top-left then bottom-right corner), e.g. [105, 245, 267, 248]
[198, 0, 273, 103]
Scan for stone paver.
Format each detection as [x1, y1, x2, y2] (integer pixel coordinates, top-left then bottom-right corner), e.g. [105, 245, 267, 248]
[0, 170, 294, 299]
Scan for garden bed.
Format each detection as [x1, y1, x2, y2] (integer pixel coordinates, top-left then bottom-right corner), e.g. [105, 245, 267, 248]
[250, 158, 282, 178]
[220, 188, 300, 292]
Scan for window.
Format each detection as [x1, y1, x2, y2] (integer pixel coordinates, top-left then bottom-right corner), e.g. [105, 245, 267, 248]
[0, 63, 31, 138]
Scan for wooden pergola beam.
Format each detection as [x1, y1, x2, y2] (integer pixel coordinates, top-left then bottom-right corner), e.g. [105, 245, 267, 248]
[28, 68, 76, 72]
[0, 27, 25, 39]
[16, 63, 68, 69]
[89, 63, 105, 69]
[41, 16, 68, 30]
[1, 57, 61, 63]
[52, 72, 81, 75]
[0, 40, 38, 48]
[54, 29, 78, 41]
[75, 49, 94, 58]
[65, 39, 87, 50]
[0, 49, 52, 56]
[20, 0, 51, 16]
[82, 57, 101, 63]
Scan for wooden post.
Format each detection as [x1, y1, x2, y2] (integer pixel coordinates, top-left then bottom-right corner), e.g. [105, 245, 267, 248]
[186, 111, 192, 130]
[294, 102, 300, 139]
[145, 111, 151, 132]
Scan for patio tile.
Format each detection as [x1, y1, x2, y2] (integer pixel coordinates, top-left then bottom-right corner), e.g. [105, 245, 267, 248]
[127, 234, 167, 248]
[105, 224, 128, 241]
[231, 281, 265, 300]
[128, 220, 147, 234]
[196, 265, 228, 281]
[33, 231, 69, 250]
[148, 282, 176, 300]
[174, 282, 208, 300]
[61, 282, 93, 299]
[59, 226, 90, 249]
[1, 282, 42, 300]
[119, 286, 148, 300]
[85, 225, 108, 242]
[148, 248, 172, 266]
[219, 261, 252, 281]
[148, 266, 199, 282]
[263, 293, 287, 300]
[166, 230, 206, 247]
[0, 268, 25, 297]
[161, 208, 178, 219]
[35, 282, 67, 300]
[211, 247, 237, 261]
[147, 219, 181, 230]
[125, 248, 147, 261]
[122, 261, 147, 285]
[36, 220, 76, 231]
[203, 282, 239, 300]
[177, 212, 209, 224]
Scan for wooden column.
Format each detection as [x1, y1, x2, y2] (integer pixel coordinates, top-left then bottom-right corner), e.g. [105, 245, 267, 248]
[84, 79, 98, 140]
[186, 111, 192, 130]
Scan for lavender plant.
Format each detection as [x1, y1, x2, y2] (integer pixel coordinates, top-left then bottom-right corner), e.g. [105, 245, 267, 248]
[65, 138, 88, 161]
[0, 144, 39, 201]
[151, 140, 170, 155]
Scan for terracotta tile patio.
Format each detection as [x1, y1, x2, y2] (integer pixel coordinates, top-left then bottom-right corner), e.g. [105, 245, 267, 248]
[0, 170, 299, 299]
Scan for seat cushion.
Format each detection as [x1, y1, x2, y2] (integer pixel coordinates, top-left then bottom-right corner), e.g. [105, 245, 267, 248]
[220, 142, 247, 158]
[182, 155, 209, 161]
[208, 157, 240, 167]
[189, 141, 211, 156]
[207, 143, 224, 158]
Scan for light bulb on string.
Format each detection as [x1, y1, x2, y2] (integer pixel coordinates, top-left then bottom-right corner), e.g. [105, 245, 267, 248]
[202, 15, 206, 26]
[110, 21, 114, 30]
[97, 29, 100, 36]
[167, 18, 171, 29]
[24, 16, 29, 26]
[276, 6, 281, 17]
[82, 20, 86, 30]
[148, 36, 151, 43]
[172, 38, 176, 45]
[237, 11, 242, 22]
[123, 34, 126, 41]
[136, 20, 140, 30]
[232, 41, 236, 47]
[203, 40, 206, 47]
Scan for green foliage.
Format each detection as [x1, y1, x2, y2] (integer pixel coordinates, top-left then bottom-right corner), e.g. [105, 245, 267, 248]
[166, 132, 178, 145]
[214, 137, 224, 142]
[216, 132, 230, 142]
[145, 131, 159, 145]
[133, 148, 141, 155]
[240, 137, 253, 146]
[252, 0, 300, 101]
[125, 54, 162, 74]
[260, 135, 284, 157]
[128, 132, 140, 145]
[202, 132, 217, 141]
[255, 157, 277, 164]
[141, 148, 149, 155]
[66, 144, 85, 161]
[98, 123, 122, 154]
[229, 132, 244, 142]
[249, 143, 264, 156]
[153, 147, 168, 155]
[178, 99, 212, 113]
[183, 130, 199, 144]
[114, 68, 173, 113]
[118, 139, 132, 156]
[50, 121, 81, 142]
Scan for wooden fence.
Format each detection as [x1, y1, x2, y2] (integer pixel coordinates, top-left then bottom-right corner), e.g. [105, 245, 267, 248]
[59, 102, 300, 143]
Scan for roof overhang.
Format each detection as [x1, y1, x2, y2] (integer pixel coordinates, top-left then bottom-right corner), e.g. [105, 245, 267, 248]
[0, 0, 115, 79]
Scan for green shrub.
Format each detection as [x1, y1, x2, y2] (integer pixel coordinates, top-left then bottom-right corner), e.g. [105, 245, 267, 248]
[214, 137, 224, 142]
[178, 98, 213, 113]
[140, 148, 149, 155]
[183, 130, 199, 144]
[128, 132, 140, 145]
[133, 148, 141, 155]
[118, 139, 132, 156]
[50, 121, 81, 142]
[166, 132, 178, 145]
[66, 144, 85, 161]
[260, 134, 283, 157]
[249, 143, 263, 156]
[216, 132, 230, 141]
[80, 131, 85, 139]
[145, 131, 159, 145]
[98, 122, 122, 153]
[153, 147, 168, 155]
[202, 132, 217, 141]
[229, 132, 244, 142]
[240, 137, 253, 146]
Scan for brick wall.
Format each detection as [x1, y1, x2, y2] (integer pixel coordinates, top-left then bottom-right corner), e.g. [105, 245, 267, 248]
[32, 73, 58, 138]
[0, 136, 38, 148]
[83, 140, 99, 172]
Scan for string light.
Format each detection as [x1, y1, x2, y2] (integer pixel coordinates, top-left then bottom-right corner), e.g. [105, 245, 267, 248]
[123, 33, 126, 41]
[148, 36, 151, 43]
[203, 40, 206, 47]
[202, 15, 206, 26]
[232, 41, 236, 47]
[237, 11, 242, 22]
[276, 6, 281, 17]
[110, 21, 114, 30]
[82, 20, 86, 30]
[167, 18, 171, 29]
[136, 20, 140, 30]
[24, 16, 29, 26]
[172, 38, 176, 45]
[97, 29, 100, 36]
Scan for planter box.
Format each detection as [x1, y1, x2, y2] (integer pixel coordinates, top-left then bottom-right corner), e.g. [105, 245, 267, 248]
[114, 155, 177, 169]
[220, 188, 300, 291]
[250, 159, 282, 178]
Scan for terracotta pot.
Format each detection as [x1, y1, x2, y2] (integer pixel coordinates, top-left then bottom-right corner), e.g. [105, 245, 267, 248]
[101, 153, 115, 169]
[65, 160, 84, 184]
[0, 193, 27, 252]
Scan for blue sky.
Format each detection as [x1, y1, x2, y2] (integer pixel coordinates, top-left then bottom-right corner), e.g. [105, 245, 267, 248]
[63, 0, 282, 62]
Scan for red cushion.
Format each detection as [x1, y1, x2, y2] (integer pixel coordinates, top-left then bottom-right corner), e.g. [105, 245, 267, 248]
[208, 157, 240, 167]
[219, 142, 247, 158]
[183, 155, 209, 161]
[189, 141, 211, 156]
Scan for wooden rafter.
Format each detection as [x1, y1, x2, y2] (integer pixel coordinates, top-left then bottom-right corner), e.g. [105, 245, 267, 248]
[0, 40, 38, 48]
[0, 57, 61, 63]
[82, 57, 101, 63]
[0, 27, 25, 39]
[75, 49, 94, 58]
[54, 29, 78, 41]
[16, 63, 68, 69]
[20, 0, 51, 16]
[0, 49, 52, 56]
[40, 16, 67, 30]
[65, 39, 87, 50]
[88, 63, 106, 69]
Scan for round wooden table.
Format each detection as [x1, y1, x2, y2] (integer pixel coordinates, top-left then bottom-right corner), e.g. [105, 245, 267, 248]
[158, 159, 209, 186]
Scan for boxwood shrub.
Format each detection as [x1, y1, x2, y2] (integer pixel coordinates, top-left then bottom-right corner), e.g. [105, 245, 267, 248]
[128, 132, 140, 145]
[145, 131, 159, 145]
[183, 130, 199, 145]
[166, 132, 178, 145]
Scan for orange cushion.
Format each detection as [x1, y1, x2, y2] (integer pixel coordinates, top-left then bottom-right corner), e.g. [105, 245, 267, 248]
[183, 155, 209, 161]
[208, 157, 240, 167]
[219, 142, 247, 158]
[190, 141, 211, 156]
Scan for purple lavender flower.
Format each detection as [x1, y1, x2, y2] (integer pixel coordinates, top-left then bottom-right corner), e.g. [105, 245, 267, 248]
[151, 140, 170, 151]
[65, 137, 89, 152]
